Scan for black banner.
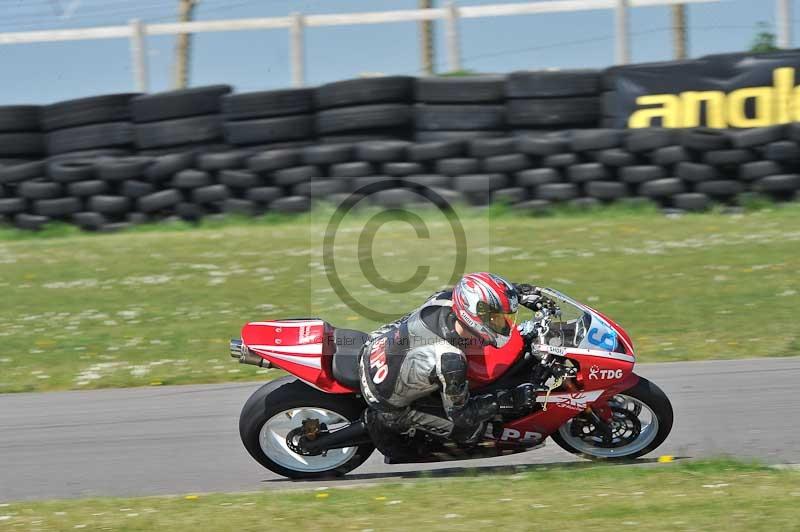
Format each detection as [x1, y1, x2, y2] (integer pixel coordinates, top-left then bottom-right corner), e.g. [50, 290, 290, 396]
[604, 49, 800, 129]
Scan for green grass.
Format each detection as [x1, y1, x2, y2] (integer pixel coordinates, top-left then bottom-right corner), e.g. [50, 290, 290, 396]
[0, 202, 798, 393]
[1, 460, 798, 531]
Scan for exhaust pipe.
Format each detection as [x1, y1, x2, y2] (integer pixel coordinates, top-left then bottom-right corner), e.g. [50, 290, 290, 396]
[230, 338, 243, 358]
[301, 420, 369, 453]
[230, 338, 272, 368]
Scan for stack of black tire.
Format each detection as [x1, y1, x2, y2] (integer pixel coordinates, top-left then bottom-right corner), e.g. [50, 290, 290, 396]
[180, 146, 311, 218]
[1, 95, 139, 230]
[245, 140, 433, 213]
[132, 85, 230, 155]
[506, 70, 602, 135]
[0, 105, 44, 225]
[625, 125, 800, 211]
[43, 94, 138, 158]
[299, 140, 427, 208]
[0, 106, 44, 163]
[414, 76, 506, 142]
[509, 126, 800, 213]
[222, 88, 315, 149]
[2, 126, 800, 231]
[314, 76, 414, 144]
[430, 136, 523, 205]
[2, 72, 800, 232]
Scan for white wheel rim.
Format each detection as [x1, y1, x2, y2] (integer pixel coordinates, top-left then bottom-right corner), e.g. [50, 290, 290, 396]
[259, 407, 358, 473]
[557, 394, 659, 458]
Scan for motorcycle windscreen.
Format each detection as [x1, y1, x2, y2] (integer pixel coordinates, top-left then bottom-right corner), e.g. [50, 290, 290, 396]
[539, 289, 619, 352]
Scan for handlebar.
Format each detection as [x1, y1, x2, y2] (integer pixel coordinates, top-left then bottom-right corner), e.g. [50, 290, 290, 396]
[517, 295, 561, 345]
[517, 300, 578, 392]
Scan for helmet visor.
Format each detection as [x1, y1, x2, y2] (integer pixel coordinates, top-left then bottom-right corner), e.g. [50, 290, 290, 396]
[477, 301, 518, 337]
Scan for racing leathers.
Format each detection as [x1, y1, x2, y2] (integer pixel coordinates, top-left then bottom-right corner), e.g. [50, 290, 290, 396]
[358, 287, 540, 444]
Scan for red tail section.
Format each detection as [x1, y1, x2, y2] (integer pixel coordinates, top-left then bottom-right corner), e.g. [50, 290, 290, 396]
[241, 319, 355, 394]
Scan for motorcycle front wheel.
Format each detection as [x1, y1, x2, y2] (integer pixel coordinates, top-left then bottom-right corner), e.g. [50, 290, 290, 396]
[239, 376, 375, 479]
[550, 376, 673, 461]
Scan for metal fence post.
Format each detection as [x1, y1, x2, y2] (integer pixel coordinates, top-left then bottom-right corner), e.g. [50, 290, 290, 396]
[778, 0, 792, 49]
[671, 3, 688, 59]
[290, 13, 305, 87]
[445, 1, 462, 72]
[129, 19, 149, 92]
[615, 0, 630, 65]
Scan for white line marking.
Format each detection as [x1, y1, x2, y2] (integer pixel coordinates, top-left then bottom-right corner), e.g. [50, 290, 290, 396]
[248, 344, 323, 355]
[248, 320, 323, 327]
[248, 350, 322, 369]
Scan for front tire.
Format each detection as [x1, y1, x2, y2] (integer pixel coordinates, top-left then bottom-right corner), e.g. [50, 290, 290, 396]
[239, 376, 375, 479]
[550, 377, 673, 461]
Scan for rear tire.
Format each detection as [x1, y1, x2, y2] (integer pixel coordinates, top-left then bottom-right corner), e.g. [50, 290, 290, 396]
[550, 377, 673, 461]
[239, 377, 374, 479]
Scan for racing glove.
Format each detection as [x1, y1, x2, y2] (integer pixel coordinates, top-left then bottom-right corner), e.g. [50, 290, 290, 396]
[514, 283, 540, 296]
[517, 319, 538, 339]
[514, 283, 543, 310]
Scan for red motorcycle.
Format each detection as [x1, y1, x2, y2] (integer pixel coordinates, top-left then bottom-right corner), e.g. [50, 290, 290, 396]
[230, 288, 673, 479]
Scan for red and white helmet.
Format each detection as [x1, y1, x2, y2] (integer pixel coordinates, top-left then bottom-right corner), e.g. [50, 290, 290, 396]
[452, 272, 519, 348]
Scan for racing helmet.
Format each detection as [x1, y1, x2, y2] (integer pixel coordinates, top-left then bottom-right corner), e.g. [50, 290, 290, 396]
[452, 272, 519, 348]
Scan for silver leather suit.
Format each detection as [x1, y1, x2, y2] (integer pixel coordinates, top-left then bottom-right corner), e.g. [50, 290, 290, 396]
[358, 291, 496, 440]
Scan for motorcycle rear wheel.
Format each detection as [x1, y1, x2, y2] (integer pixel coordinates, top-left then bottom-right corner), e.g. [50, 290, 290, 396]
[550, 377, 673, 461]
[239, 376, 375, 479]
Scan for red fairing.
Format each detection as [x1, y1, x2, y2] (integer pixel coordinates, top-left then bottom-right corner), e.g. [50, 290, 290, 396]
[497, 396, 586, 445]
[491, 348, 639, 447]
[466, 326, 524, 386]
[571, 351, 636, 392]
[241, 319, 355, 394]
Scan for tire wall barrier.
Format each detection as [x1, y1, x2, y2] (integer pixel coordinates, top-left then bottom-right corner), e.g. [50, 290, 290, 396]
[2, 51, 800, 231]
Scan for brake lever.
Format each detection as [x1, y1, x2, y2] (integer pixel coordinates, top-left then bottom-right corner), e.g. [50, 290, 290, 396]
[541, 375, 564, 412]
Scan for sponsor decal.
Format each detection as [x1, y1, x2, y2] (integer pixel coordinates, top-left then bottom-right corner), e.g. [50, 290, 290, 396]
[368, 337, 389, 384]
[588, 365, 624, 381]
[628, 67, 800, 129]
[458, 309, 478, 329]
[532, 344, 635, 363]
[499, 428, 544, 443]
[359, 363, 381, 405]
[534, 344, 566, 356]
[536, 389, 604, 411]
[587, 327, 617, 351]
[298, 325, 321, 345]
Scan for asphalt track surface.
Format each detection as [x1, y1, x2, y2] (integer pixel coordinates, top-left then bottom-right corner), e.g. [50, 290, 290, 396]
[2, 357, 799, 501]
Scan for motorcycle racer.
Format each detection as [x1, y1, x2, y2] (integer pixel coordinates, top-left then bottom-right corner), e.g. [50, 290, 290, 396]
[359, 272, 544, 447]
[236, 275, 673, 478]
